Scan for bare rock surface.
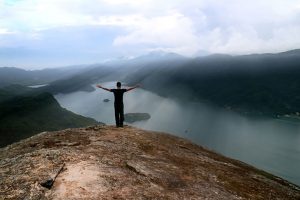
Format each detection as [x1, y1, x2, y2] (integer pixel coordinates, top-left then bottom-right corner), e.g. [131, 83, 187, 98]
[0, 125, 299, 199]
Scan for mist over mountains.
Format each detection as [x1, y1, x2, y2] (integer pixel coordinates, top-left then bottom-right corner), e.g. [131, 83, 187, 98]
[0, 50, 300, 117]
[0, 66, 86, 88]
[1, 49, 300, 118]
[125, 49, 300, 117]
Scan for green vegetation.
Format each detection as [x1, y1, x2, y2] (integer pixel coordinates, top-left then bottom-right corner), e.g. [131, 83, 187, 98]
[124, 113, 151, 123]
[0, 84, 34, 103]
[0, 86, 100, 147]
[125, 50, 300, 117]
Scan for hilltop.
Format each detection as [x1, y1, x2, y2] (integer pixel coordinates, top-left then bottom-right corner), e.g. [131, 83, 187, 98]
[0, 87, 100, 147]
[0, 125, 299, 199]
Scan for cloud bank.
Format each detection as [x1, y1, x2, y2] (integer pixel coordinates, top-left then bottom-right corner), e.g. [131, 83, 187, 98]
[0, 0, 300, 68]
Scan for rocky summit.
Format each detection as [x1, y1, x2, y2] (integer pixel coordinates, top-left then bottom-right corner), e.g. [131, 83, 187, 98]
[0, 125, 299, 200]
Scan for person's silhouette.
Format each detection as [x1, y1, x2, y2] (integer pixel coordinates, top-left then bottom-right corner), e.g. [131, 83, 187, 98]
[97, 82, 140, 127]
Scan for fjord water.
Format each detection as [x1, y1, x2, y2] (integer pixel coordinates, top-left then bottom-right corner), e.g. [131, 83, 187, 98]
[55, 82, 300, 186]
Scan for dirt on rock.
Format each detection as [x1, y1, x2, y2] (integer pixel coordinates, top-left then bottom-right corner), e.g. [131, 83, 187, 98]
[0, 125, 299, 199]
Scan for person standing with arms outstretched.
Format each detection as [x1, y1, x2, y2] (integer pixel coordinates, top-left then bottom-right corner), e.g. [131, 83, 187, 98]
[96, 82, 140, 127]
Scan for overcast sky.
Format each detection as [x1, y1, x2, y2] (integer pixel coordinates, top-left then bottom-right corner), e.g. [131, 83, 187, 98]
[1, 0, 300, 69]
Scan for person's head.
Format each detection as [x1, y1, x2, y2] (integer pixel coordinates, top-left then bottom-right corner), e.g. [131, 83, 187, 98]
[116, 82, 121, 88]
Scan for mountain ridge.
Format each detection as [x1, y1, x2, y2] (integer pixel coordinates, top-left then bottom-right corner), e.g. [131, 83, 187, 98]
[0, 89, 100, 147]
[1, 48, 300, 117]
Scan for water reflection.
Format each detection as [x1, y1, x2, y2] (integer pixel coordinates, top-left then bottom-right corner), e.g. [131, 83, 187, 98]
[55, 82, 300, 186]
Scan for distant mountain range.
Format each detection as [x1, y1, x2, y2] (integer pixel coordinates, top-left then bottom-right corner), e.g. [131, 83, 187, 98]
[1, 49, 300, 118]
[0, 65, 90, 87]
[124, 49, 300, 117]
[0, 85, 100, 147]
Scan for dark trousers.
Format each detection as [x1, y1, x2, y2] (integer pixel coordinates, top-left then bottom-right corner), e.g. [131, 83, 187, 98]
[114, 103, 124, 127]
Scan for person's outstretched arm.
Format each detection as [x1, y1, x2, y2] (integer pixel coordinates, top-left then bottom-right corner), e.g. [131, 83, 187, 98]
[96, 84, 111, 92]
[126, 84, 140, 92]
